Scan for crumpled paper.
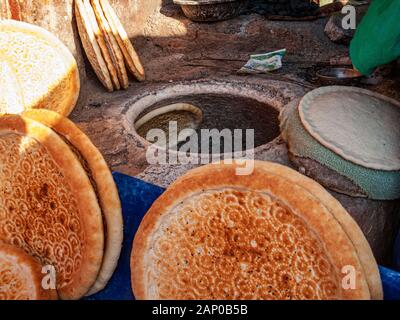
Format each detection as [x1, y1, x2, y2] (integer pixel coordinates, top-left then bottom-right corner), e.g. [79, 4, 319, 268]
[239, 49, 286, 74]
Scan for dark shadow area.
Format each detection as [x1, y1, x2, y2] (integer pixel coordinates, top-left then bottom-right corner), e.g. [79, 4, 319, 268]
[160, 0, 182, 18]
[136, 93, 280, 152]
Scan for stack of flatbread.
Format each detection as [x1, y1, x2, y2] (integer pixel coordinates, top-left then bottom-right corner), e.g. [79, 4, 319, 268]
[131, 161, 383, 300]
[0, 20, 80, 116]
[75, 0, 145, 92]
[280, 86, 400, 200]
[0, 110, 123, 300]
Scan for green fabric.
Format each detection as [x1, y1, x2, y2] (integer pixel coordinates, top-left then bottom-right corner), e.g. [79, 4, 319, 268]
[350, 0, 400, 76]
[280, 101, 400, 200]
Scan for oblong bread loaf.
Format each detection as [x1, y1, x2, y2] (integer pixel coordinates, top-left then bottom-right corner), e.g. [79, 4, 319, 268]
[82, 0, 120, 90]
[131, 161, 380, 300]
[0, 114, 104, 299]
[75, 0, 114, 92]
[0, 242, 58, 300]
[91, 0, 129, 89]
[99, 0, 145, 81]
[0, 19, 80, 116]
[23, 109, 123, 295]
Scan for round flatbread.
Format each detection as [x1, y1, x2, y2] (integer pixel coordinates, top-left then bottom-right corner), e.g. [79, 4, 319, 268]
[135, 103, 202, 129]
[99, 0, 145, 81]
[0, 242, 58, 300]
[280, 98, 400, 200]
[0, 60, 24, 114]
[75, 0, 114, 92]
[0, 19, 80, 116]
[299, 86, 400, 171]
[23, 109, 123, 295]
[131, 161, 379, 300]
[0, 115, 104, 299]
[135, 103, 203, 148]
[172, 160, 383, 299]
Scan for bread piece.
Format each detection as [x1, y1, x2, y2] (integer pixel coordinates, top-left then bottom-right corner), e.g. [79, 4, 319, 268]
[23, 109, 123, 295]
[299, 86, 400, 171]
[0, 242, 58, 300]
[0, 114, 104, 299]
[75, 0, 113, 92]
[0, 19, 80, 115]
[91, 0, 129, 89]
[99, 0, 145, 81]
[131, 161, 379, 300]
[82, 0, 120, 90]
[0, 60, 24, 114]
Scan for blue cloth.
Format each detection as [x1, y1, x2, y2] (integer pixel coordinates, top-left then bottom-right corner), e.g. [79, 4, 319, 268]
[85, 172, 165, 300]
[86, 172, 400, 300]
[380, 266, 400, 300]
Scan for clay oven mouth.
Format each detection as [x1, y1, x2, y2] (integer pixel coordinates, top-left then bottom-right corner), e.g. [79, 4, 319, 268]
[124, 80, 282, 157]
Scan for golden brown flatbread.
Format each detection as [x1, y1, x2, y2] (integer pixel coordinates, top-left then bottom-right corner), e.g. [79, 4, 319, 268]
[23, 109, 123, 295]
[0, 114, 104, 300]
[91, 0, 129, 89]
[175, 161, 383, 299]
[0, 242, 58, 300]
[0, 19, 80, 116]
[75, 0, 114, 92]
[99, 0, 145, 81]
[0, 60, 24, 114]
[131, 161, 380, 300]
[82, 0, 120, 90]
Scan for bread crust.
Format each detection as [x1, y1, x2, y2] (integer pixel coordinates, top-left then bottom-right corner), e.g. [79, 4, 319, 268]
[180, 161, 383, 299]
[91, 0, 129, 89]
[281, 99, 383, 299]
[75, 0, 114, 92]
[23, 109, 123, 295]
[257, 161, 383, 300]
[0, 19, 80, 116]
[131, 161, 377, 300]
[99, 0, 145, 81]
[82, 0, 120, 90]
[0, 115, 104, 299]
[0, 60, 24, 114]
[0, 242, 58, 300]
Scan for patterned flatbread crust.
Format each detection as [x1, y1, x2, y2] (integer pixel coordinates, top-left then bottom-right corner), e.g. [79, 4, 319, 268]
[0, 60, 24, 114]
[0, 115, 104, 299]
[0, 242, 57, 300]
[23, 109, 123, 295]
[0, 20, 79, 116]
[131, 161, 378, 300]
